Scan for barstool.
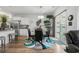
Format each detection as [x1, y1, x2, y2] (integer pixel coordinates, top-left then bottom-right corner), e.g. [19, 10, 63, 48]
[8, 33, 15, 43]
[0, 36, 5, 52]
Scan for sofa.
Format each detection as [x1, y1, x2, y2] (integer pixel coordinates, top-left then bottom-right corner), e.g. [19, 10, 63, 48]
[65, 30, 79, 53]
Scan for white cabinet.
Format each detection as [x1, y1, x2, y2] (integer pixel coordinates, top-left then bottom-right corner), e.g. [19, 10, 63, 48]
[19, 29, 28, 36]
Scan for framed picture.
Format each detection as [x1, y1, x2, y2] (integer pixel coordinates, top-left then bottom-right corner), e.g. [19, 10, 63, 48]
[68, 15, 73, 21]
[68, 22, 72, 26]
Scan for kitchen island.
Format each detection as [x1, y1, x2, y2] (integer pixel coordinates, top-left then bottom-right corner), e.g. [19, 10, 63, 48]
[0, 30, 15, 45]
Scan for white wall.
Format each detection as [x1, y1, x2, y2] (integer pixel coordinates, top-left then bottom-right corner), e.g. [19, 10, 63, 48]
[77, 7, 79, 30]
[12, 15, 37, 26]
[53, 6, 77, 32]
[66, 7, 77, 31]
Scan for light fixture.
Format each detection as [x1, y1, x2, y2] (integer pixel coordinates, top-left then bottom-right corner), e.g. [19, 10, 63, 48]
[38, 15, 44, 19]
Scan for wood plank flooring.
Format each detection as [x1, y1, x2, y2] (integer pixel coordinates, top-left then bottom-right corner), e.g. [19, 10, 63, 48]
[0, 36, 66, 53]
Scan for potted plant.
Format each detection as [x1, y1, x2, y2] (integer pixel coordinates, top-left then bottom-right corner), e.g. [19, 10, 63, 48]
[1, 16, 7, 30]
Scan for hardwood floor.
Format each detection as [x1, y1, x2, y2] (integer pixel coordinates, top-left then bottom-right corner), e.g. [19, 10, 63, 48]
[0, 36, 66, 53]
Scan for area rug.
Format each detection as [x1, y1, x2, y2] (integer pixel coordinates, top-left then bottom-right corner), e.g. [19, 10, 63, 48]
[24, 37, 65, 49]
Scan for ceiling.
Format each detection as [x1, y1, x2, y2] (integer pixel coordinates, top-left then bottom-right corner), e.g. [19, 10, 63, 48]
[0, 6, 57, 15]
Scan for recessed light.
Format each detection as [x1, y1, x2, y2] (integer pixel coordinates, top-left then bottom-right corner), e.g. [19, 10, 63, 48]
[40, 6, 43, 8]
[0, 8, 2, 10]
[38, 15, 44, 19]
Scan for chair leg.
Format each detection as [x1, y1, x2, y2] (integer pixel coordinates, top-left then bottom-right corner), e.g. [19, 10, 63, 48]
[3, 39, 5, 52]
[1, 40, 3, 48]
[0, 39, 5, 53]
